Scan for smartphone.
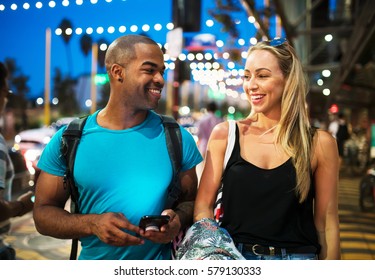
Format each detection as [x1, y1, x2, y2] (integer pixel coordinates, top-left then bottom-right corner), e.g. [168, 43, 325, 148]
[139, 215, 170, 231]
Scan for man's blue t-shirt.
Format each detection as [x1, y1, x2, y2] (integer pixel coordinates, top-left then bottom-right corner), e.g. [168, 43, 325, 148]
[37, 110, 202, 260]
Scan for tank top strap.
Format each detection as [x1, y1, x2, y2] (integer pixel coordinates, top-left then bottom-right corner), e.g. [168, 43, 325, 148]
[224, 122, 241, 173]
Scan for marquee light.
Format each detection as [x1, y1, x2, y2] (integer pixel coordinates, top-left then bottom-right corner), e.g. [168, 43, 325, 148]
[0, 1, 260, 104]
[0, 0, 110, 12]
[54, 22, 174, 37]
[0, 1, 258, 55]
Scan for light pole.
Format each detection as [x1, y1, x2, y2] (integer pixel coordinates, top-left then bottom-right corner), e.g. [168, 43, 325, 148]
[90, 43, 98, 114]
[44, 28, 51, 126]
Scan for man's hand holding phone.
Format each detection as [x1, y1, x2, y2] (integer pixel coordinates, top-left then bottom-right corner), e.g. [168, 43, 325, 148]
[139, 215, 170, 232]
[139, 210, 181, 243]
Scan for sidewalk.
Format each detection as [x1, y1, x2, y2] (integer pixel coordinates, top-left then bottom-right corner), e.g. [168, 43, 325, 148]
[338, 174, 375, 259]
[4, 212, 71, 260]
[3, 174, 375, 260]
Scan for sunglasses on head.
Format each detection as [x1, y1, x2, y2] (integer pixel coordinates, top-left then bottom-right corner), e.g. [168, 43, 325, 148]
[264, 37, 287, 47]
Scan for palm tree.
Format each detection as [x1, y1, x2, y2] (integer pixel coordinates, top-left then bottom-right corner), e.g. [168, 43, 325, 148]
[78, 34, 93, 106]
[97, 38, 109, 71]
[53, 68, 79, 116]
[4, 58, 30, 130]
[80, 34, 93, 74]
[58, 18, 74, 75]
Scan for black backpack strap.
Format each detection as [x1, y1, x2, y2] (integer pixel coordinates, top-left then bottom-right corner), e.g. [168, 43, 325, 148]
[160, 115, 183, 209]
[60, 115, 88, 260]
[61, 116, 88, 213]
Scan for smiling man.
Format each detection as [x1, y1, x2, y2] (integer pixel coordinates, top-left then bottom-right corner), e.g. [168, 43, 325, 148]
[33, 35, 202, 260]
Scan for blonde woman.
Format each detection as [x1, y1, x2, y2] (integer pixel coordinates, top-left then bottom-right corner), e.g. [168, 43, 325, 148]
[194, 39, 340, 260]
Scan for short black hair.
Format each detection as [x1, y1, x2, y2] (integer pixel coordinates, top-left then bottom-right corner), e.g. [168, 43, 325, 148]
[105, 35, 160, 72]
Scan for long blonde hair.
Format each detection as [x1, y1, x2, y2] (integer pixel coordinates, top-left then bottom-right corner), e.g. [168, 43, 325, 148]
[247, 40, 312, 202]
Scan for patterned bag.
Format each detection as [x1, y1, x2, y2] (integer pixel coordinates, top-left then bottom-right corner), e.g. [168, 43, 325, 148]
[175, 218, 245, 260]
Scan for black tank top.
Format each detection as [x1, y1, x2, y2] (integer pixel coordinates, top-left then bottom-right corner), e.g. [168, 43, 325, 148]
[221, 124, 320, 250]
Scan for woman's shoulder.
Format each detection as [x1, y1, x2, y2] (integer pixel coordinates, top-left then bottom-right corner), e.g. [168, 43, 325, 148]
[314, 128, 336, 144]
[313, 128, 338, 159]
[210, 120, 232, 140]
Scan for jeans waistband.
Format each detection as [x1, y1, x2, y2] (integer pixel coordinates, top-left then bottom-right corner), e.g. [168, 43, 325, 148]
[236, 243, 318, 256]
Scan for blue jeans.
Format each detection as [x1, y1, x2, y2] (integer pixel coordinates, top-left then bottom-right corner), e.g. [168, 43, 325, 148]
[236, 243, 318, 260]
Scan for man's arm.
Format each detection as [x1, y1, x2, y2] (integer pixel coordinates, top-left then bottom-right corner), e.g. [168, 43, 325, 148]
[174, 167, 198, 230]
[33, 171, 84, 239]
[33, 171, 144, 246]
[140, 167, 198, 243]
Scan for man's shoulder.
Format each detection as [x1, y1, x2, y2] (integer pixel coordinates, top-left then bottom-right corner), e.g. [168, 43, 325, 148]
[147, 110, 165, 124]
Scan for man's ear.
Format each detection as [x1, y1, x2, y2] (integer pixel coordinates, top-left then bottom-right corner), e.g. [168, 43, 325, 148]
[111, 64, 124, 82]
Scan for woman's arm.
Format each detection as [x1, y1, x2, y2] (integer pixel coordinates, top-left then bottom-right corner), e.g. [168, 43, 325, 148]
[312, 130, 341, 259]
[194, 121, 230, 222]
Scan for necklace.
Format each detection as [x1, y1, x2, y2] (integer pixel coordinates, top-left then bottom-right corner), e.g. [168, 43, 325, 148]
[259, 125, 278, 138]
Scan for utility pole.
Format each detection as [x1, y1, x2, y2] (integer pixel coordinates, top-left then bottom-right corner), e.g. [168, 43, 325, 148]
[44, 28, 51, 126]
[171, 0, 201, 120]
[90, 43, 98, 114]
[172, 60, 180, 120]
[167, 27, 183, 120]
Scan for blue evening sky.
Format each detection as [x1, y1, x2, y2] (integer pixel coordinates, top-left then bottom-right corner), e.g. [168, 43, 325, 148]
[0, 0, 269, 99]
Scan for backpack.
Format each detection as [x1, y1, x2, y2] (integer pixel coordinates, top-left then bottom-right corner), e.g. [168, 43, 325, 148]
[60, 114, 182, 260]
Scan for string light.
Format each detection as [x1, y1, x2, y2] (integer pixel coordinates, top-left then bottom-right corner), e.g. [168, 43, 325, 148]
[53, 22, 174, 36]
[0, 0, 109, 12]
[0, 1, 255, 102]
[53, 20, 246, 100]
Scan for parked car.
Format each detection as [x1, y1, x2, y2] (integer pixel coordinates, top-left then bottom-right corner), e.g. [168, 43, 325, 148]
[8, 148, 33, 197]
[12, 126, 56, 183]
[12, 117, 78, 184]
[52, 117, 78, 131]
